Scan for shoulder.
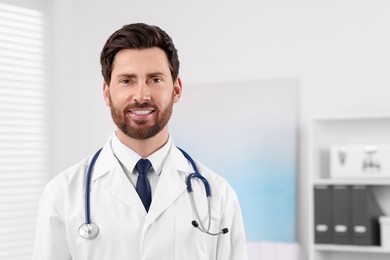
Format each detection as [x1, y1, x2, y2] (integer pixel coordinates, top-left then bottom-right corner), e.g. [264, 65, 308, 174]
[195, 160, 235, 196]
[45, 134, 116, 191]
[36, 156, 90, 219]
[42, 156, 90, 198]
[172, 146, 237, 200]
[52, 156, 89, 183]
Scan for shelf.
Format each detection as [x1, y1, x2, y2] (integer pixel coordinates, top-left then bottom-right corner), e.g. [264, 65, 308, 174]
[313, 114, 390, 122]
[313, 178, 390, 186]
[309, 115, 390, 260]
[315, 244, 390, 254]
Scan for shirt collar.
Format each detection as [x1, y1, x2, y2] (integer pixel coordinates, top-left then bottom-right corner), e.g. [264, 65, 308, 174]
[110, 133, 172, 176]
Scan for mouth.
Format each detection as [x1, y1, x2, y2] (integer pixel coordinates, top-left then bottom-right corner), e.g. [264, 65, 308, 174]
[127, 108, 155, 120]
[130, 109, 154, 115]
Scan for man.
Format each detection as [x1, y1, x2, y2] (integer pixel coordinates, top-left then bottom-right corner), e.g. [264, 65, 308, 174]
[33, 23, 248, 260]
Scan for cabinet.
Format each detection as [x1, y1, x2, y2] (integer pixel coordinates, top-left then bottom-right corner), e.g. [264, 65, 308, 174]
[308, 115, 390, 260]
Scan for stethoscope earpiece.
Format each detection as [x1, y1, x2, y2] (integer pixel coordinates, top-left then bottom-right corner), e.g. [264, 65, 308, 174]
[191, 220, 229, 236]
[191, 220, 199, 228]
[222, 228, 229, 234]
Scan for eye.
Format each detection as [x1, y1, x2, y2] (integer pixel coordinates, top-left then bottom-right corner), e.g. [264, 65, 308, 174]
[120, 78, 134, 85]
[149, 77, 163, 84]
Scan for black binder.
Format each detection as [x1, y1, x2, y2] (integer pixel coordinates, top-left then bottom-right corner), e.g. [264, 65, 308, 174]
[351, 185, 384, 245]
[332, 185, 351, 244]
[314, 185, 332, 244]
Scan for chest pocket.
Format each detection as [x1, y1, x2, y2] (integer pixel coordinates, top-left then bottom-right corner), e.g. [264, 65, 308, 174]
[174, 214, 220, 260]
[173, 173, 225, 260]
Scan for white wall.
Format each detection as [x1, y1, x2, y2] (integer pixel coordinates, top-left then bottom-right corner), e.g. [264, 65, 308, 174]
[47, 1, 390, 259]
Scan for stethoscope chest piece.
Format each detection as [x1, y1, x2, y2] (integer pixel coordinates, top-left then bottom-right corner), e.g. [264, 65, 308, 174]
[79, 223, 99, 239]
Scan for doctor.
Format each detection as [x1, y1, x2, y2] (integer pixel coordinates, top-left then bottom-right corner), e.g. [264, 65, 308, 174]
[33, 23, 248, 260]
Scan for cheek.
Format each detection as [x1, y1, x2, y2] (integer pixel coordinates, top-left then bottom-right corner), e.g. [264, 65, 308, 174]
[109, 90, 130, 107]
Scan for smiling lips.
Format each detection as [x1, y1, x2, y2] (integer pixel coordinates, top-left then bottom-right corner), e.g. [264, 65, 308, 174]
[128, 109, 155, 121]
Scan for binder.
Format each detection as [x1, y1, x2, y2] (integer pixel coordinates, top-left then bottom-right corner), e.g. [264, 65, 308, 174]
[351, 185, 384, 245]
[314, 185, 332, 244]
[332, 185, 351, 244]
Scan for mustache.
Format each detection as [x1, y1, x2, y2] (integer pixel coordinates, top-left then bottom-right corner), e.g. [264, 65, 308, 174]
[124, 101, 156, 110]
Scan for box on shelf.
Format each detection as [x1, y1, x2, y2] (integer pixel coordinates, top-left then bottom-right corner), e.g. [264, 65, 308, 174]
[379, 216, 390, 248]
[330, 145, 390, 178]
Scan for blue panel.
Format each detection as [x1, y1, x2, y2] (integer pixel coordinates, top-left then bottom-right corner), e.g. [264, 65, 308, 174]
[170, 80, 298, 242]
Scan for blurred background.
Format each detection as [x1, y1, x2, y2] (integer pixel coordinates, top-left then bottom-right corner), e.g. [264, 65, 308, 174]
[1, 0, 390, 259]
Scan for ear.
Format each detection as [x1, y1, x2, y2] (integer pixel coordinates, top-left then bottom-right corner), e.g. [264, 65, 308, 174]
[173, 76, 183, 103]
[103, 81, 110, 106]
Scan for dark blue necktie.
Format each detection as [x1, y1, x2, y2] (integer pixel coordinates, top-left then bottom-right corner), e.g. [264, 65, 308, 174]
[135, 159, 152, 212]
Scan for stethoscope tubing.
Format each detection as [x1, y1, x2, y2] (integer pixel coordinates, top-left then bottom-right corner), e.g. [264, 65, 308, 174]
[81, 146, 228, 239]
[84, 148, 102, 225]
[177, 147, 211, 197]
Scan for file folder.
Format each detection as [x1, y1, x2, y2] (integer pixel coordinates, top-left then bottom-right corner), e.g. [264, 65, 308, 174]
[351, 185, 384, 245]
[314, 185, 332, 244]
[332, 185, 351, 244]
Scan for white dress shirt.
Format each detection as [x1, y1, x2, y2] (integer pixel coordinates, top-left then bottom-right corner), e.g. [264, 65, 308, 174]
[110, 133, 172, 197]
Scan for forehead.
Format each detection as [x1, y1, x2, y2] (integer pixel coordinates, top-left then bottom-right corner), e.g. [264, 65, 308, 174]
[112, 47, 170, 75]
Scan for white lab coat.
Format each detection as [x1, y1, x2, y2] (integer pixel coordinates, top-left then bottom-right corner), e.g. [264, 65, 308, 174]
[33, 137, 248, 260]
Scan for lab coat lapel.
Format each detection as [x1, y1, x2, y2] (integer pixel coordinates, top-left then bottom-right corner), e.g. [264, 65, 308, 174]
[102, 160, 146, 217]
[145, 147, 192, 226]
[92, 138, 146, 217]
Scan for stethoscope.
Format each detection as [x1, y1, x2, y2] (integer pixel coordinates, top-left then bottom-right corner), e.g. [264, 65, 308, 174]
[78, 147, 229, 239]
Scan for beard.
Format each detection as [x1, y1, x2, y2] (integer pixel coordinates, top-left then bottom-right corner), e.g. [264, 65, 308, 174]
[108, 93, 174, 140]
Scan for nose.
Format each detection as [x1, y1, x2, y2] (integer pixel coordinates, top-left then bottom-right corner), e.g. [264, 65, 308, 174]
[133, 82, 150, 103]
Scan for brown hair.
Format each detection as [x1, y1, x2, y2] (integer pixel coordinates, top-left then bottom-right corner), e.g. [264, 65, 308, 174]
[100, 23, 180, 84]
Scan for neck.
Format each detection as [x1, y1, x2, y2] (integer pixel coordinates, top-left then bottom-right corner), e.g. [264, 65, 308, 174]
[115, 127, 169, 158]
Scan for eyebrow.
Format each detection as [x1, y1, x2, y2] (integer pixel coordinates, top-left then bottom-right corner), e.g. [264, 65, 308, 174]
[115, 73, 137, 79]
[115, 72, 167, 79]
[146, 72, 167, 78]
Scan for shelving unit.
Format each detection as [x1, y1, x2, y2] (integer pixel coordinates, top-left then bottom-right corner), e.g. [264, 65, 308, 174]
[308, 115, 390, 260]
[315, 244, 390, 253]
